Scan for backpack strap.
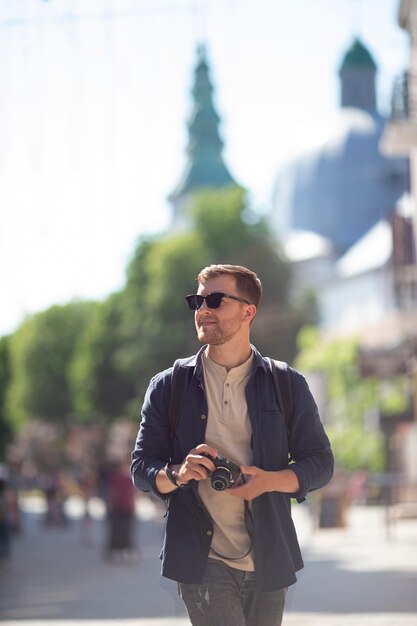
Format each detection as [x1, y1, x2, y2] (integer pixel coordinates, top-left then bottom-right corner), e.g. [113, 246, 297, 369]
[168, 357, 194, 443]
[267, 358, 293, 437]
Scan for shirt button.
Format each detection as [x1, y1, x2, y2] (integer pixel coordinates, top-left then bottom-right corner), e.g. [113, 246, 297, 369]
[207, 531, 212, 536]
[200, 414, 207, 420]
[224, 400, 228, 405]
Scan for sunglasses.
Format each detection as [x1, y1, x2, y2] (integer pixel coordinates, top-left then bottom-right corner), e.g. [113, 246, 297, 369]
[186, 292, 250, 311]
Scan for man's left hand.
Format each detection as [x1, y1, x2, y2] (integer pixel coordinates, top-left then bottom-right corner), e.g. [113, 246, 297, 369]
[228, 465, 300, 501]
[227, 465, 271, 501]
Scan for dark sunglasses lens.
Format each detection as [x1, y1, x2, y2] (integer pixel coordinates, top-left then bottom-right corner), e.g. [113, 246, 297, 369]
[205, 293, 223, 308]
[186, 295, 202, 310]
[185, 293, 225, 310]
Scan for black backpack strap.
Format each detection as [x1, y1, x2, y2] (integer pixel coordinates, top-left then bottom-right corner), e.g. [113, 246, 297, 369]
[267, 358, 293, 437]
[168, 357, 193, 443]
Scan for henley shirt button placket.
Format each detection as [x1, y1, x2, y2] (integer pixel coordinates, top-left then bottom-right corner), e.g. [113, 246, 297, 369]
[224, 381, 230, 407]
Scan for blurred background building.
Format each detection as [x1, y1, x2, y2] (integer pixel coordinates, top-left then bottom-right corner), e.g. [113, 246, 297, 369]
[378, 0, 417, 508]
[269, 0, 417, 511]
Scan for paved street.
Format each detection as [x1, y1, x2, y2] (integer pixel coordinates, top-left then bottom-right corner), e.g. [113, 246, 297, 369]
[0, 495, 417, 626]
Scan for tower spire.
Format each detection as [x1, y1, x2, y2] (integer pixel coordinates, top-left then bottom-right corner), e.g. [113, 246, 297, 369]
[339, 38, 378, 114]
[169, 44, 237, 226]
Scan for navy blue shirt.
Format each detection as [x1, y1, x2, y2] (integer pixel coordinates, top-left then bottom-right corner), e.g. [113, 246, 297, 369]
[131, 345, 334, 591]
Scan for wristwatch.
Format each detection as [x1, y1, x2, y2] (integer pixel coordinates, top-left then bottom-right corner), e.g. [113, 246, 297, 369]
[164, 463, 186, 488]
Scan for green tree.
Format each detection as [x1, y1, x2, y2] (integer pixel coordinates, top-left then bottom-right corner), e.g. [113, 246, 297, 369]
[6, 302, 96, 427]
[70, 294, 135, 421]
[120, 229, 210, 400]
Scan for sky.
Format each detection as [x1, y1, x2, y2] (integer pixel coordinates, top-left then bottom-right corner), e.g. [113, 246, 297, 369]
[0, 0, 410, 337]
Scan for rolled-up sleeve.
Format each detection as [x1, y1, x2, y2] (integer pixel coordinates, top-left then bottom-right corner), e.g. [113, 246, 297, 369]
[131, 371, 172, 500]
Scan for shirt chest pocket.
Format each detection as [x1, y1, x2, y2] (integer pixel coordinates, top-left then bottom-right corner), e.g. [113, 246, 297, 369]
[257, 410, 289, 470]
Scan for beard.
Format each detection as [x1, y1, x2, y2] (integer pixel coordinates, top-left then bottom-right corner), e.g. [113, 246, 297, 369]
[195, 318, 241, 346]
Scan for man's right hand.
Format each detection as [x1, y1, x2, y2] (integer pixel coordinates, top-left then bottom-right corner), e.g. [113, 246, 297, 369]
[156, 444, 218, 493]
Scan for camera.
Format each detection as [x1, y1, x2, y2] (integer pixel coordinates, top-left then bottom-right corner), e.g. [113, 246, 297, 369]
[202, 453, 244, 491]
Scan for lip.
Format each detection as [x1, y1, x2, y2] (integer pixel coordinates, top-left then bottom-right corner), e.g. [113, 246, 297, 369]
[198, 319, 216, 327]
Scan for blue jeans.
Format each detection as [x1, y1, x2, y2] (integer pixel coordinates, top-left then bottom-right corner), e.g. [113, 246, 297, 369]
[178, 559, 287, 626]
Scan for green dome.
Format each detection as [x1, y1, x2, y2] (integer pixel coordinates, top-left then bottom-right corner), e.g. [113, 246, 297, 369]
[339, 38, 377, 72]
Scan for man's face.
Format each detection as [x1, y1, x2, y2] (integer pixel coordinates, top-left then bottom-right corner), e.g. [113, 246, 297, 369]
[194, 275, 251, 346]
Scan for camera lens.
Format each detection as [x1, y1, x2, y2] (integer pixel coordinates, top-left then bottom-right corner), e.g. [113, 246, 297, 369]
[211, 467, 233, 491]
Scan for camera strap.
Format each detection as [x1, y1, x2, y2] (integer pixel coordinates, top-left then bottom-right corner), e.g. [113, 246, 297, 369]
[190, 489, 254, 561]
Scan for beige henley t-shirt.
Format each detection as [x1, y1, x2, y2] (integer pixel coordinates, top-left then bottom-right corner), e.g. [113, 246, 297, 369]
[198, 349, 254, 571]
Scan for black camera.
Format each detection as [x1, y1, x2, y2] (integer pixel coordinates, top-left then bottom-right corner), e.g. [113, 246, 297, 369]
[202, 453, 244, 491]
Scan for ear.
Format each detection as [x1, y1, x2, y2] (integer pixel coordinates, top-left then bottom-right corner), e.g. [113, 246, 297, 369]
[243, 304, 257, 323]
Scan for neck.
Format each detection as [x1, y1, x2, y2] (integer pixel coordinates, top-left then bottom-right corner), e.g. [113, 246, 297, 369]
[206, 341, 252, 371]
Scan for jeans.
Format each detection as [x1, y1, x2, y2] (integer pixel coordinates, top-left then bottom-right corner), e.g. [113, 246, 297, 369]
[178, 559, 287, 626]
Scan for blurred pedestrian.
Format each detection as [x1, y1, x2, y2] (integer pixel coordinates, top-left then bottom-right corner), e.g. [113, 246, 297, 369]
[131, 264, 334, 626]
[42, 472, 68, 527]
[77, 468, 97, 547]
[0, 464, 14, 570]
[104, 461, 137, 562]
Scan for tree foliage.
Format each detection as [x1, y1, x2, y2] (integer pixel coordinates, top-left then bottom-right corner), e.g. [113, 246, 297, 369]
[6, 302, 96, 427]
[295, 326, 390, 472]
[70, 294, 135, 421]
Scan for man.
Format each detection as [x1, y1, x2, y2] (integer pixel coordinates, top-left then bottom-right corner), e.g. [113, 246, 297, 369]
[131, 264, 334, 626]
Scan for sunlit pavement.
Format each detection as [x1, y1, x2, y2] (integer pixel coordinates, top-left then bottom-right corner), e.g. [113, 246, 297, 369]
[0, 617, 416, 626]
[1, 495, 417, 626]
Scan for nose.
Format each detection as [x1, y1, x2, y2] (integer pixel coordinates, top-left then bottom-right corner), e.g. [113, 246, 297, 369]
[196, 297, 210, 313]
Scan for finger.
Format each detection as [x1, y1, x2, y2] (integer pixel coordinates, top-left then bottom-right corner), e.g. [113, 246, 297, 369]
[188, 465, 210, 481]
[187, 453, 214, 471]
[190, 450, 218, 473]
[180, 463, 207, 482]
[194, 443, 218, 459]
[184, 456, 213, 479]
[176, 457, 204, 480]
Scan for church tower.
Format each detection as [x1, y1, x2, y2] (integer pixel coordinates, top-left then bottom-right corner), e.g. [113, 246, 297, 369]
[339, 37, 377, 114]
[168, 44, 237, 227]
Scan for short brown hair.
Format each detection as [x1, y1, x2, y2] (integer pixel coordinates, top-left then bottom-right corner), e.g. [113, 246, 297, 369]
[197, 264, 262, 308]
